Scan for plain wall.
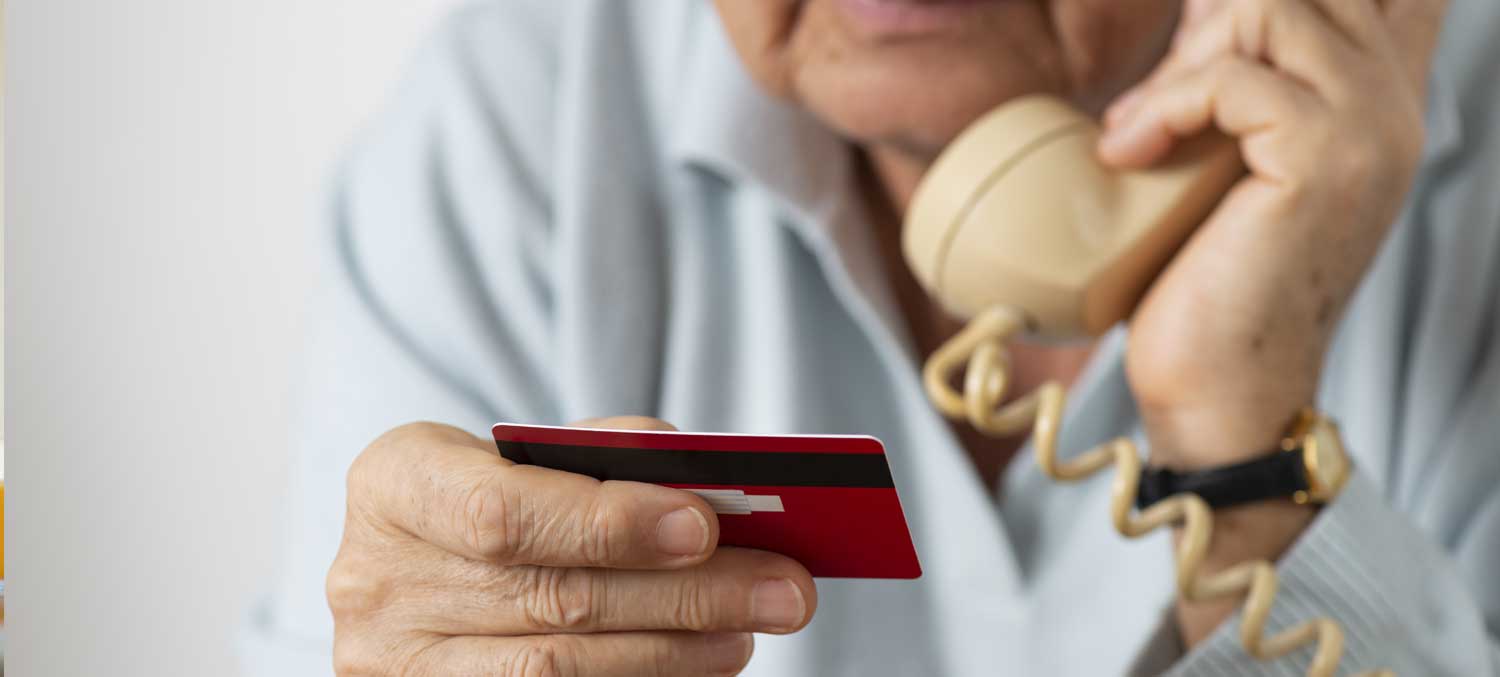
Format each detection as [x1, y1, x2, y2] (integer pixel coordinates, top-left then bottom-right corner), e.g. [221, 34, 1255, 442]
[7, 1, 462, 673]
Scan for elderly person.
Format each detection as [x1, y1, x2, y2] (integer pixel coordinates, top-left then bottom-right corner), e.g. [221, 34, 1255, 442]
[244, 1, 1500, 675]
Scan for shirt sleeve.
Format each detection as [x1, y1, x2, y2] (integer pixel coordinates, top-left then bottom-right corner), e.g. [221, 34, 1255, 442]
[239, 3, 564, 673]
[1138, 470, 1500, 676]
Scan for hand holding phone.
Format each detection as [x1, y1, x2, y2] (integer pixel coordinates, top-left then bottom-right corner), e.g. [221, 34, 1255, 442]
[1103, 0, 1440, 466]
[903, 0, 1439, 467]
[902, 3, 1441, 675]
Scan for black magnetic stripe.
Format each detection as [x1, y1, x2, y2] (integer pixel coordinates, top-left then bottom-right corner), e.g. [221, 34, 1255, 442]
[496, 441, 895, 488]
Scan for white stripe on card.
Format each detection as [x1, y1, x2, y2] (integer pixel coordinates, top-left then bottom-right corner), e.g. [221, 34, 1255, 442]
[745, 495, 784, 512]
[685, 488, 785, 515]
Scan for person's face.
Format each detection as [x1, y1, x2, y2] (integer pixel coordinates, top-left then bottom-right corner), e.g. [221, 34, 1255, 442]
[713, 0, 1182, 161]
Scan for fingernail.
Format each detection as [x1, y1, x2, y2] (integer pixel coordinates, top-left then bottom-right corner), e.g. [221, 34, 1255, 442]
[750, 578, 805, 631]
[704, 632, 753, 675]
[1098, 116, 1147, 162]
[1097, 124, 1128, 157]
[1105, 87, 1143, 127]
[656, 507, 709, 556]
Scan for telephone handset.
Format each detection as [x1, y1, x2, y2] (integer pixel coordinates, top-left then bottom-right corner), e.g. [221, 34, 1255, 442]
[903, 95, 1387, 677]
[904, 95, 1242, 337]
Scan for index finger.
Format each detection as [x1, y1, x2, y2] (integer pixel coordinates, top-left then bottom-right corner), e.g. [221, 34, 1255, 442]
[350, 422, 720, 569]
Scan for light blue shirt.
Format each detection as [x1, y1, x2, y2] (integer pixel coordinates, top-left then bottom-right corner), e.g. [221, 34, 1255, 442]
[243, 1, 1500, 674]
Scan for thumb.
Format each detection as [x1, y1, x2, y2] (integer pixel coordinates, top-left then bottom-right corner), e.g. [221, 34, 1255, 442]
[571, 415, 679, 432]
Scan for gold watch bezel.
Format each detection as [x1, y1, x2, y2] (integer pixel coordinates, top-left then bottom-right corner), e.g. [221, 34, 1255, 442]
[1280, 408, 1350, 504]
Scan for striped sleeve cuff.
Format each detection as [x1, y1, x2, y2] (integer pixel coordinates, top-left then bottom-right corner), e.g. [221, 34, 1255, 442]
[1153, 470, 1494, 676]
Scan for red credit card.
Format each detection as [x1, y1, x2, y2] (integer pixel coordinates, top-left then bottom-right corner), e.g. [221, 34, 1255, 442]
[492, 423, 921, 579]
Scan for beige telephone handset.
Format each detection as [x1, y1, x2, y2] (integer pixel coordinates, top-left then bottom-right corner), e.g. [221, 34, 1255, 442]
[904, 96, 1387, 677]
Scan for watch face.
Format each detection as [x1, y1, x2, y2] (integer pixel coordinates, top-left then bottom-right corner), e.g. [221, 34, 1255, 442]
[1308, 421, 1349, 496]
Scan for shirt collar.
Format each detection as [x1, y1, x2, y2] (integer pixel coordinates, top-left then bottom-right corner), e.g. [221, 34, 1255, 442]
[666, 11, 855, 233]
[666, 12, 914, 342]
[1419, 48, 1462, 168]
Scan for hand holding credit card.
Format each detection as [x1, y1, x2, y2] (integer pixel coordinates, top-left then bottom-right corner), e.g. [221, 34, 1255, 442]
[494, 423, 922, 579]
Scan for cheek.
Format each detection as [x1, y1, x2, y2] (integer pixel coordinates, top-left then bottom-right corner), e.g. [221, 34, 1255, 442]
[712, 0, 803, 97]
[1049, 0, 1181, 110]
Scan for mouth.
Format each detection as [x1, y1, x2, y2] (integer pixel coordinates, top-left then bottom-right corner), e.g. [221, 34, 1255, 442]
[834, 0, 1009, 38]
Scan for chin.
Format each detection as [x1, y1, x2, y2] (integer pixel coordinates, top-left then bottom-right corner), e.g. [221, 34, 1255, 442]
[781, 14, 1072, 158]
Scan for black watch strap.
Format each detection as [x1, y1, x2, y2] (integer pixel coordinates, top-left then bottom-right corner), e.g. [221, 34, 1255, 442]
[1135, 451, 1310, 511]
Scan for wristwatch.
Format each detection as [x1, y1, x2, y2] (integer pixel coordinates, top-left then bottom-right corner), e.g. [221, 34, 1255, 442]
[1135, 408, 1352, 510]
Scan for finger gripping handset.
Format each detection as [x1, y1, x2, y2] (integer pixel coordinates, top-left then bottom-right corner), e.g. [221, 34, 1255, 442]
[905, 95, 1389, 677]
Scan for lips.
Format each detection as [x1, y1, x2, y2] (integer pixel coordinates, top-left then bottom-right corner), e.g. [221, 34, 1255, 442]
[835, 0, 1005, 38]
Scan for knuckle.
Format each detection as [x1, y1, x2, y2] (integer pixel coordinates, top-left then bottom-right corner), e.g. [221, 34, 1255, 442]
[669, 571, 716, 631]
[460, 472, 517, 560]
[502, 639, 568, 677]
[347, 422, 450, 505]
[581, 493, 627, 565]
[522, 567, 598, 631]
[384, 420, 455, 447]
[358, 422, 441, 467]
[345, 441, 383, 498]
[326, 551, 392, 623]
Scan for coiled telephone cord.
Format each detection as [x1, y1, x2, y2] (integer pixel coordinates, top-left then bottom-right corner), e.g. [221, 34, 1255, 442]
[922, 305, 1390, 677]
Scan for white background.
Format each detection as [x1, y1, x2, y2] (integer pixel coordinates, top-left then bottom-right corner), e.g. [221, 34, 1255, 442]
[8, 1, 463, 673]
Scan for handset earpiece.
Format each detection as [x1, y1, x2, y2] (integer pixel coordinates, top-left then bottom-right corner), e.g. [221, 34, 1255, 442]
[903, 95, 1242, 338]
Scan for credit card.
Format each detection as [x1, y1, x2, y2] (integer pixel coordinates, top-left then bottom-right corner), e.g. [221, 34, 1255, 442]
[492, 423, 921, 579]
